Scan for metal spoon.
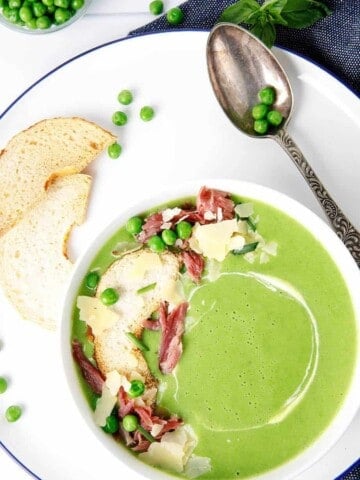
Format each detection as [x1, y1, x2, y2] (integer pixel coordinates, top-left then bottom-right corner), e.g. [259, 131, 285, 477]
[206, 22, 360, 267]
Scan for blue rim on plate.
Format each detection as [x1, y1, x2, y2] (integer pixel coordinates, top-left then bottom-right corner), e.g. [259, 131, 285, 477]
[0, 29, 358, 480]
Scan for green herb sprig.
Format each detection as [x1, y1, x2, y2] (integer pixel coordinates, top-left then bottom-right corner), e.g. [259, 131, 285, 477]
[219, 0, 332, 48]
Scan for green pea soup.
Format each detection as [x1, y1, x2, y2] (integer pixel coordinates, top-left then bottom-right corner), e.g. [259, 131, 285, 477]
[72, 194, 358, 479]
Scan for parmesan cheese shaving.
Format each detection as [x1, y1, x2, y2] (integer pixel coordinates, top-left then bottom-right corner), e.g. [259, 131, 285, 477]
[77, 296, 118, 336]
[190, 219, 239, 262]
[185, 456, 212, 479]
[235, 202, 254, 218]
[139, 425, 199, 475]
[162, 278, 185, 308]
[105, 370, 130, 396]
[94, 385, 117, 427]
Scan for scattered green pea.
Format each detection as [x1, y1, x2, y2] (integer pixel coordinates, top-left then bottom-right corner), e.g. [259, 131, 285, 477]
[112, 111, 128, 127]
[161, 229, 177, 246]
[9, 0, 21, 8]
[166, 6, 184, 25]
[5, 405, 22, 423]
[254, 119, 269, 135]
[85, 271, 100, 289]
[126, 216, 143, 235]
[26, 17, 37, 28]
[117, 89, 133, 106]
[54, 0, 69, 7]
[100, 287, 119, 306]
[140, 106, 155, 122]
[149, 0, 163, 15]
[251, 103, 269, 120]
[258, 86, 276, 105]
[102, 414, 119, 434]
[147, 235, 166, 253]
[0, 377, 8, 394]
[107, 142, 122, 159]
[33, 1, 47, 16]
[176, 221, 192, 240]
[122, 414, 139, 432]
[6, 8, 20, 23]
[128, 379, 145, 398]
[267, 110, 283, 126]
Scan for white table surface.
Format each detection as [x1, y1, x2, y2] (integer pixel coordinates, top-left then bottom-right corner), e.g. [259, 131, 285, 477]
[0, 2, 359, 480]
[0, 2, 181, 479]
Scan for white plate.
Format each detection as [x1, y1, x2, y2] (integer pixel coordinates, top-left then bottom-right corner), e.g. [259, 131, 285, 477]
[0, 31, 359, 480]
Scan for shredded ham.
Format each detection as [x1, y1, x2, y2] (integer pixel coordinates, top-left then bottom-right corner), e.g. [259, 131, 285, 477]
[72, 340, 105, 395]
[137, 212, 163, 242]
[159, 301, 188, 374]
[182, 251, 205, 283]
[143, 318, 161, 331]
[196, 186, 235, 220]
[118, 386, 135, 418]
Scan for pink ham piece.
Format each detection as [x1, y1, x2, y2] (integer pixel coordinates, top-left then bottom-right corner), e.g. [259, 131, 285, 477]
[159, 301, 188, 374]
[196, 186, 235, 220]
[118, 386, 135, 418]
[72, 340, 105, 395]
[182, 250, 205, 283]
[143, 318, 161, 331]
[137, 212, 163, 242]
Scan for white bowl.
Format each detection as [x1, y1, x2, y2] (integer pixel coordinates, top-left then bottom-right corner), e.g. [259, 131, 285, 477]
[61, 179, 360, 480]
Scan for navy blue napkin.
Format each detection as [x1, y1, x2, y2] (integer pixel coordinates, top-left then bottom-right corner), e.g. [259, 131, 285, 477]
[130, 1, 360, 479]
[130, 0, 359, 96]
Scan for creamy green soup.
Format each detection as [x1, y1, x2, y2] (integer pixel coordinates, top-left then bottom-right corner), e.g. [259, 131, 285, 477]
[72, 195, 357, 479]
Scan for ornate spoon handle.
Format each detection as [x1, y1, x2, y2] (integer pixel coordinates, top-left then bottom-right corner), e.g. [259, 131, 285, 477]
[274, 128, 360, 267]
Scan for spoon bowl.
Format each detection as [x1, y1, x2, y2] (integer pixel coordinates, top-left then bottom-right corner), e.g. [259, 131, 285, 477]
[206, 23, 360, 267]
[207, 22, 292, 137]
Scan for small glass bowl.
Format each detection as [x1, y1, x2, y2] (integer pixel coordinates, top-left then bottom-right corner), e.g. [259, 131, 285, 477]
[0, 0, 91, 34]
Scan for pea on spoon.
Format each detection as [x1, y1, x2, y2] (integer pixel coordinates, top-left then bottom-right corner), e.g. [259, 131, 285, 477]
[206, 23, 360, 267]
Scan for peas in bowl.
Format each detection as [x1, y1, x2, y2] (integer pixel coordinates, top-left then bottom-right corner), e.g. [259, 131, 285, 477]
[0, 0, 90, 33]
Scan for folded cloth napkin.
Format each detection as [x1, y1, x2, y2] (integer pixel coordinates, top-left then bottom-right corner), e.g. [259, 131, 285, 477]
[131, 1, 360, 479]
[130, 0, 359, 96]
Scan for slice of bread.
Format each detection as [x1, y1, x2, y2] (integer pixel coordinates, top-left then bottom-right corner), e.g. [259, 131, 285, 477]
[94, 248, 181, 398]
[0, 117, 115, 235]
[0, 174, 91, 329]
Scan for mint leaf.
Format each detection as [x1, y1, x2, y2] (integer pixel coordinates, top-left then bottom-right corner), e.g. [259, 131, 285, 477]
[250, 20, 276, 48]
[281, 0, 332, 28]
[219, 0, 261, 25]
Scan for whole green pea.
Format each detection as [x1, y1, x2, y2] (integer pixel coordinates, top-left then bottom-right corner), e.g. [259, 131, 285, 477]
[107, 142, 122, 159]
[71, 0, 84, 9]
[149, 0, 163, 15]
[54, 7, 70, 23]
[166, 6, 184, 25]
[8, 0, 21, 8]
[0, 377, 8, 394]
[36, 14, 51, 28]
[251, 103, 269, 120]
[5, 405, 22, 423]
[122, 414, 139, 432]
[42, 0, 54, 5]
[254, 119, 269, 135]
[176, 221, 192, 239]
[85, 271, 100, 289]
[139, 106, 155, 122]
[267, 110, 283, 126]
[128, 379, 145, 398]
[147, 235, 166, 253]
[19, 5, 33, 22]
[126, 216, 143, 235]
[117, 89, 133, 105]
[100, 288, 119, 306]
[258, 86, 276, 106]
[26, 17, 37, 28]
[102, 414, 119, 434]
[112, 111, 128, 127]
[161, 229, 177, 246]
[54, 0, 69, 7]
[33, 1, 47, 16]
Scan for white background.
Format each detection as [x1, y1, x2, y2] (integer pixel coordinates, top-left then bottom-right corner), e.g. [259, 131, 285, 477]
[0, 2, 359, 480]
